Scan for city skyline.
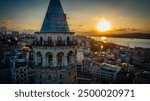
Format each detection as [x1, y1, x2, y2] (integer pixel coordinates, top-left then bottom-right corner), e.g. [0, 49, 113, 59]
[0, 0, 150, 84]
[0, 0, 150, 35]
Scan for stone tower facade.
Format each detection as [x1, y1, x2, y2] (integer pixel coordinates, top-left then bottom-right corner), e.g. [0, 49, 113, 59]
[32, 0, 77, 84]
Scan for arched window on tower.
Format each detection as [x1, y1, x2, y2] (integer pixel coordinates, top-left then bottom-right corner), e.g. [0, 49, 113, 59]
[45, 52, 53, 67]
[57, 52, 64, 66]
[40, 37, 43, 45]
[67, 51, 74, 64]
[48, 75, 51, 80]
[67, 37, 70, 45]
[37, 52, 42, 66]
[57, 36, 62, 46]
[48, 36, 52, 46]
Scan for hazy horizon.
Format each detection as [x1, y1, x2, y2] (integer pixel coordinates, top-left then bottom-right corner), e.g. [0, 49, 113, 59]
[0, 0, 150, 35]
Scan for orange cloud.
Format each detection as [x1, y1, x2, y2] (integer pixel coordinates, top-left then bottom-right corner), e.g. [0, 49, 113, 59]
[0, 20, 40, 32]
[0, 20, 13, 30]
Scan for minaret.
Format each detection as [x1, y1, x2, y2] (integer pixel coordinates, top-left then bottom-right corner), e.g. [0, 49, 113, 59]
[32, 0, 77, 84]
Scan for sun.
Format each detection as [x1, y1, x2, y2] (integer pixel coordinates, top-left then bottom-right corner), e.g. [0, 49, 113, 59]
[97, 20, 111, 32]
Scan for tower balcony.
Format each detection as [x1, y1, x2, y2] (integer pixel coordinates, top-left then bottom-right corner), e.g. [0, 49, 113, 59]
[32, 41, 78, 47]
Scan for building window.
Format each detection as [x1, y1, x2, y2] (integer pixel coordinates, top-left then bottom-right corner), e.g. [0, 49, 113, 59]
[67, 51, 73, 64]
[57, 36, 62, 46]
[24, 69, 26, 72]
[40, 37, 43, 45]
[67, 37, 70, 45]
[57, 52, 64, 66]
[45, 52, 53, 66]
[37, 52, 42, 66]
[48, 56, 52, 64]
[48, 36, 52, 45]
[48, 75, 51, 80]
[60, 74, 63, 79]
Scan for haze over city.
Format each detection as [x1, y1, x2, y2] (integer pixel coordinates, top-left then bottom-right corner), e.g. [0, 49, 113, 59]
[0, 0, 150, 35]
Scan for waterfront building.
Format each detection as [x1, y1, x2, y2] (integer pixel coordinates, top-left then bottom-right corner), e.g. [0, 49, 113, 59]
[32, 0, 77, 84]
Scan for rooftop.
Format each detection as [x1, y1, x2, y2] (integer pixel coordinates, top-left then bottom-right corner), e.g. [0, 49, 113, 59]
[101, 63, 121, 72]
[40, 0, 70, 33]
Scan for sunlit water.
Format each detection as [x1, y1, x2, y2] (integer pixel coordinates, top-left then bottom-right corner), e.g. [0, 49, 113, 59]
[92, 37, 150, 48]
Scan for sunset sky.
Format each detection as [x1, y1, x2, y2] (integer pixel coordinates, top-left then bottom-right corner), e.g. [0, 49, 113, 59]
[0, 0, 150, 35]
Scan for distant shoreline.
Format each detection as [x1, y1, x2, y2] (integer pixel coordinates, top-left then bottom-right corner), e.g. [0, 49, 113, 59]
[92, 33, 150, 39]
[83, 33, 150, 39]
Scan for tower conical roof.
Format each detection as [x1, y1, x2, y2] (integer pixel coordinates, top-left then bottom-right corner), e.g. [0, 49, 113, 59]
[40, 0, 70, 33]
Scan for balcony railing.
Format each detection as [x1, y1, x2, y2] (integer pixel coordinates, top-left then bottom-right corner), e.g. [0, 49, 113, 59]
[32, 41, 78, 47]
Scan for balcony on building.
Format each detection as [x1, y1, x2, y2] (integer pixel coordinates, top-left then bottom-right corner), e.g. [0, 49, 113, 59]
[32, 40, 77, 47]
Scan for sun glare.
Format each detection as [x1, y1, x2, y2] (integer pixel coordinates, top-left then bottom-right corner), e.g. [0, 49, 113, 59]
[97, 20, 111, 32]
[101, 36, 107, 41]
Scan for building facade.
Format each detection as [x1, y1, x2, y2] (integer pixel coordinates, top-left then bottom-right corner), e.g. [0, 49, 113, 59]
[32, 0, 77, 84]
[10, 56, 30, 84]
[100, 64, 121, 83]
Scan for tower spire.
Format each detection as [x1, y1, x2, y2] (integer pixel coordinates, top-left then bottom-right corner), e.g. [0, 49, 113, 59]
[40, 0, 70, 33]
